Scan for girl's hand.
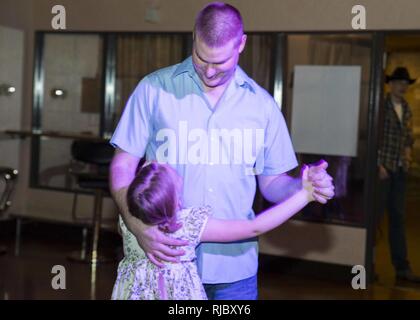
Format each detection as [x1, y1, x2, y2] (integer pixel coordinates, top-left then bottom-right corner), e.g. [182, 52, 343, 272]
[301, 165, 316, 203]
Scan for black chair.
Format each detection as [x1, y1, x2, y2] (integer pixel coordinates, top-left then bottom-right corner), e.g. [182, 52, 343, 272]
[0, 167, 18, 255]
[67, 140, 116, 265]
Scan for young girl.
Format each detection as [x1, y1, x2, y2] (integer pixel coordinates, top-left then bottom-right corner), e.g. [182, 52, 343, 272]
[111, 161, 324, 300]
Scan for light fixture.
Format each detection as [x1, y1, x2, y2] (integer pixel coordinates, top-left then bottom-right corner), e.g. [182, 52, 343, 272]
[0, 84, 16, 96]
[51, 88, 67, 98]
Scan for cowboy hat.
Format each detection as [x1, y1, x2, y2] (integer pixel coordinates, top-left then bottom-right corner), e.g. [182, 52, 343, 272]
[386, 67, 416, 84]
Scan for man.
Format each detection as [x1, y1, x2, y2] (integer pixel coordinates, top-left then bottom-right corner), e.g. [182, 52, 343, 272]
[109, 2, 334, 299]
[378, 66, 419, 284]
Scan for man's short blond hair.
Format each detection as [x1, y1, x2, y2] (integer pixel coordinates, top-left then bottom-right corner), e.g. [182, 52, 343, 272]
[194, 2, 244, 48]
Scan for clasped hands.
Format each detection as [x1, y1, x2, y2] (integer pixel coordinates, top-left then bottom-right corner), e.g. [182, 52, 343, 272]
[301, 159, 335, 204]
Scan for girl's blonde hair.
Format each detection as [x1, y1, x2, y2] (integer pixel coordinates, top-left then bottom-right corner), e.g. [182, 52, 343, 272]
[127, 162, 180, 231]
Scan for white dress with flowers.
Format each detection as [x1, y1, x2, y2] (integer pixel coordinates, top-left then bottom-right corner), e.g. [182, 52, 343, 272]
[111, 206, 212, 300]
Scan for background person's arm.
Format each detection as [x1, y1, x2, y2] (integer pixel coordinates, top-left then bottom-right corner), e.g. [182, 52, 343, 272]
[405, 111, 415, 166]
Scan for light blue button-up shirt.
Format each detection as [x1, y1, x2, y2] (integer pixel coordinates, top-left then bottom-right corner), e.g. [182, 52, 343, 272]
[110, 56, 298, 284]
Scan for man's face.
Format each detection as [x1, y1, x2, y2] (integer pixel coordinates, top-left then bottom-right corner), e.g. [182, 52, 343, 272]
[192, 34, 246, 89]
[389, 79, 409, 98]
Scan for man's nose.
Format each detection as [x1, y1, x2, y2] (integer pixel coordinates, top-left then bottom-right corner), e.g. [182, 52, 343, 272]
[205, 65, 216, 78]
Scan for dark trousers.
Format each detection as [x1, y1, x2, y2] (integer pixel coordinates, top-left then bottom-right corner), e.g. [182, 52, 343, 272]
[378, 167, 410, 274]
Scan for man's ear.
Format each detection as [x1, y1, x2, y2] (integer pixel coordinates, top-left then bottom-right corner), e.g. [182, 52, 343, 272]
[238, 34, 247, 54]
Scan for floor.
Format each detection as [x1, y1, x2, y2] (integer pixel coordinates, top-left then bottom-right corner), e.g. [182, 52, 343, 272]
[1, 175, 420, 300]
[2, 234, 420, 300]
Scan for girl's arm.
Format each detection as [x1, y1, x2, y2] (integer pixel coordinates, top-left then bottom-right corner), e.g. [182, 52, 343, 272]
[200, 166, 321, 243]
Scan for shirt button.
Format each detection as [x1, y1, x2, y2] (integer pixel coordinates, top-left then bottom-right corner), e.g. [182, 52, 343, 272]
[208, 188, 213, 193]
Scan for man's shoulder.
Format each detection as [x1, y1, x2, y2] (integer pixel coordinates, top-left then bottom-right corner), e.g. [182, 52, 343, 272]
[236, 67, 278, 109]
[130, 61, 184, 96]
[144, 62, 182, 83]
[251, 82, 280, 112]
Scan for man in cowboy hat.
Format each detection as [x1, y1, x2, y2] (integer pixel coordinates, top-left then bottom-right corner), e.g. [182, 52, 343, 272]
[378, 66, 418, 284]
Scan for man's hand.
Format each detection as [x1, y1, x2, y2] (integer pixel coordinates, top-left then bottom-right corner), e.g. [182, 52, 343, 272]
[305, 160, 335, 204]
[129, 216, 188, 268]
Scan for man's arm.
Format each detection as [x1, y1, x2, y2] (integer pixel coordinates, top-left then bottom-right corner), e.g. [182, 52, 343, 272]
[258, 160, 334, 204]
[257, 173, 301, 204]
[109, 148, 187, 267]
[109, 148, 140, 229]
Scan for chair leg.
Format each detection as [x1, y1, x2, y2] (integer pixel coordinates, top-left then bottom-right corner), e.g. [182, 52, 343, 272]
[90, 189, 103, 300]
[71, 191, 79, 221]
[14, 218, 21, 256]
[91, 189, 103, 264]
[81, 227, 88, 260]
[68, 189, 115, 265]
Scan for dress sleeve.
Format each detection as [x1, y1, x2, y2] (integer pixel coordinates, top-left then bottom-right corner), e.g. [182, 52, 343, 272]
[183, 206, 212, 246]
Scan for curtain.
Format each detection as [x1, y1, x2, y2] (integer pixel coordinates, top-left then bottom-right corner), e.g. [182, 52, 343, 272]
[115, 34, 185, 123]
[239, 34, 274, 92]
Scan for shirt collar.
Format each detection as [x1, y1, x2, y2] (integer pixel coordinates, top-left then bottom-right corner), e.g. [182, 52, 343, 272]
[385, 93, 407, 109]
[234, 65, 255, 92]
[172, 56, 255, 93]
[172, 56, 195, 78]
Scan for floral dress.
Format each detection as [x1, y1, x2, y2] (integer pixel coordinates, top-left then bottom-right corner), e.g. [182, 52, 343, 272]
[111, 206, 212, 300]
